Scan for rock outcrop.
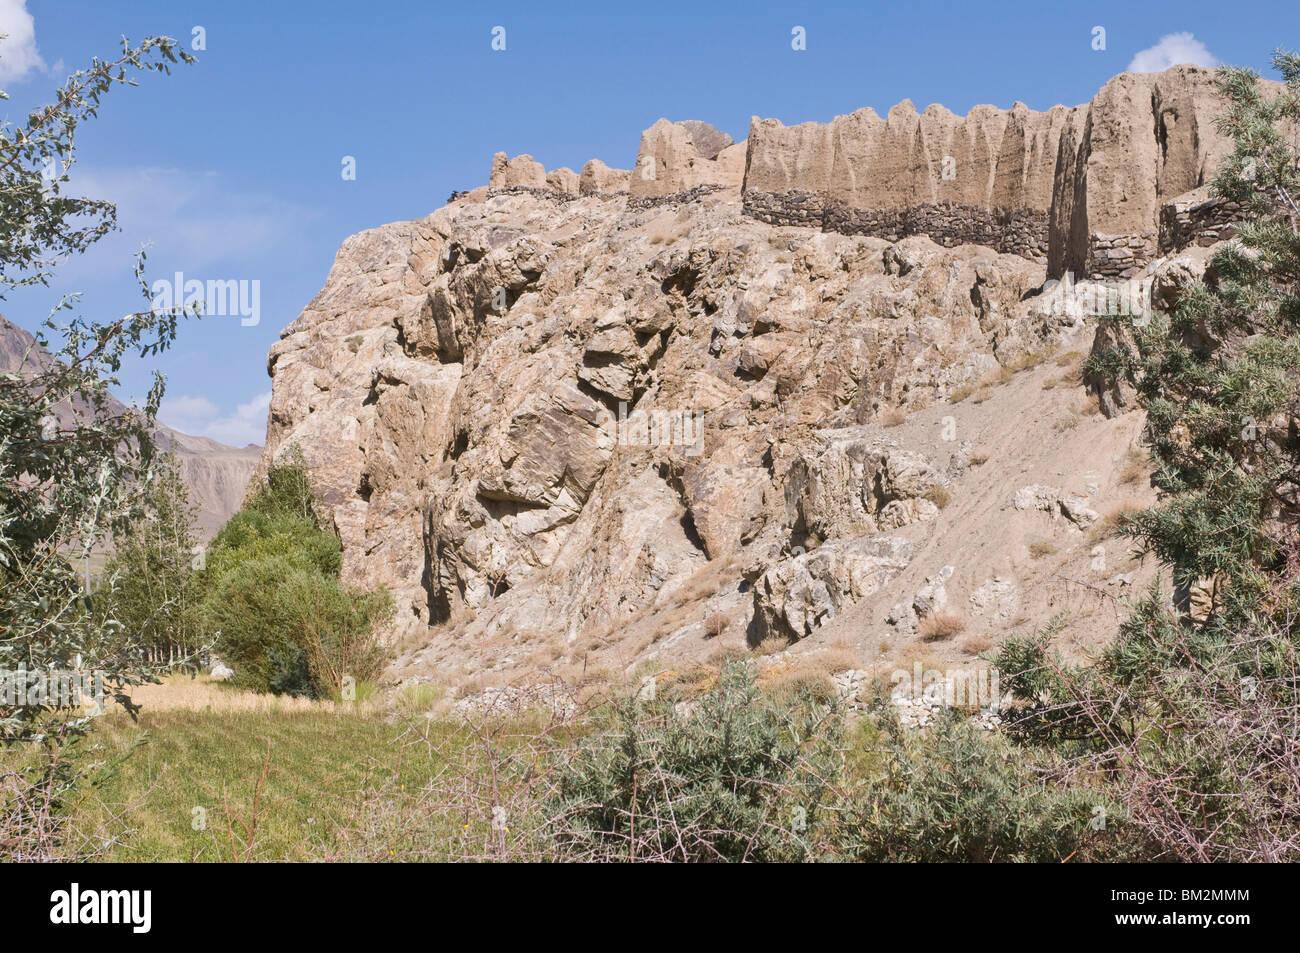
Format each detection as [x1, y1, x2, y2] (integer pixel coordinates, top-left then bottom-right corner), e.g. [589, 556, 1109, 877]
[628, 119, 747, 203]
[743, 66, 1276, 278]
[261, 64, 1263, 686]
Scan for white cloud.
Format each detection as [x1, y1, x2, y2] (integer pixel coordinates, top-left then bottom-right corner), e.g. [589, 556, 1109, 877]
[1128, 33, 1218, 73]
[0, 0, 44, 84]
[51, 166, 317, 282]
[160, 391, 270, 447]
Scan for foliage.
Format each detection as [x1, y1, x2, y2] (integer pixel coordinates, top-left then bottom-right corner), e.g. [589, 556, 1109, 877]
[0, 35, 196, 861]
[94, 455, 205, 665]
[0, 36, 196, 746]
[548, 662, 842, 861]
[202, 452, 391, 699]
[829, 707, 1122, 862]
[995, 51, 1300, 862]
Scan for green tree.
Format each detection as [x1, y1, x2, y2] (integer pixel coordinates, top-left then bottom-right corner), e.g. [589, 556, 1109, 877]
[201, 452, 392, 699]
[0, 36, 197, 744]
[1004, 50, 1300, 861]
[96, 454, 205, 666]
[0, 36, 196, 859]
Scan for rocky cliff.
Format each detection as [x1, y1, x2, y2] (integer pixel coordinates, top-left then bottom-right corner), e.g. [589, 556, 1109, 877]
[261, 65, 1252, 692]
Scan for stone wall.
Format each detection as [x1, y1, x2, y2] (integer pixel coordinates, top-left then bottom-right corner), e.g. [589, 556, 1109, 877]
[1083, 233, 1158, 280]
[1159, 191, 1244, 253]
[627, 183, 728, 210]
[739, 66, 1277, 277]
[746, 192, 1049, 260]
[481, 67, 1278, 277]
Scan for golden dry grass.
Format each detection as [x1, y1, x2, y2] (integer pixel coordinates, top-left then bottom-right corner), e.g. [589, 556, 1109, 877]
[880, 407, 907, 428]
[1089, 497, 1148, 542]
[918, 611, 967, 642]
[108, 675, 377, 715]
[1028, 539, 1058, 559]
[1119, 446, 1149, 486]
[923, 485, 951, 509]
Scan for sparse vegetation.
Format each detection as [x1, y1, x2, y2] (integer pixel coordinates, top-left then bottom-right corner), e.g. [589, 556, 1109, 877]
[880, 406, 907, 427]
[959, 634, 994, 655]
[1118, 446, 1148, 486]
[923, 484, 951, 509]
[1028, 539, 1058, 559]
[1088, 498, 1146, 543]
[918, 611, 966, 641]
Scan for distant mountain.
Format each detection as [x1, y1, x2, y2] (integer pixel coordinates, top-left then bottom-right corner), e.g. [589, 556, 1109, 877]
[1, 315, 260, 538]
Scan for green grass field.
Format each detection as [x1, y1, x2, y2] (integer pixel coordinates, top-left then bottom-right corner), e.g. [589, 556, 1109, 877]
[69, 708, 421, 860]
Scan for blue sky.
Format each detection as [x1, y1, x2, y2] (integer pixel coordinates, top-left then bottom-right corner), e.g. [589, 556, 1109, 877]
[0, 0, 1295, 446]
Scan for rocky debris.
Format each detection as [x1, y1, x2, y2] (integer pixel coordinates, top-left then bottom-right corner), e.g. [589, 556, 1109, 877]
[831, 668, 870, 708]
[893, 691, 1002, 732]
[750, 536, 913, 643]
[969, 576, 1019, 621]
[1013, 485, 1098, 527]
[885, 565, 955, 633]
[912, 565, 955, 618]
[450, 681, 579, 720]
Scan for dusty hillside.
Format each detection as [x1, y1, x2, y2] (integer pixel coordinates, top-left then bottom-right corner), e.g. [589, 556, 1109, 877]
[261, 65, 1246, 695]
[0, 315, 260, 538]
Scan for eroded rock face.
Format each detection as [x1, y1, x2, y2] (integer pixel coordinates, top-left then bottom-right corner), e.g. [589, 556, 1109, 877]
[261, 64, 1252, 677]
[745, 66, 1276, 277]
[262, 180, 1056, 652]
[629, 119, 746, 201]
[579, 159, 629, 194]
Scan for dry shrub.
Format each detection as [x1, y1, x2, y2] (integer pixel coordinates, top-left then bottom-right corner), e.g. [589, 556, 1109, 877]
[919, 612, 966, 641]
[704, 610, 731, 639]
[1090, 498, 1147, 542]
[923, 485, 951, 509]
[880, 407, 907, 428]
[1118, 447, 1148, 486]
[959, 634, 994, 655]
[1072, 393, 1102, 416]
[1028, 539, 1058, 559]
